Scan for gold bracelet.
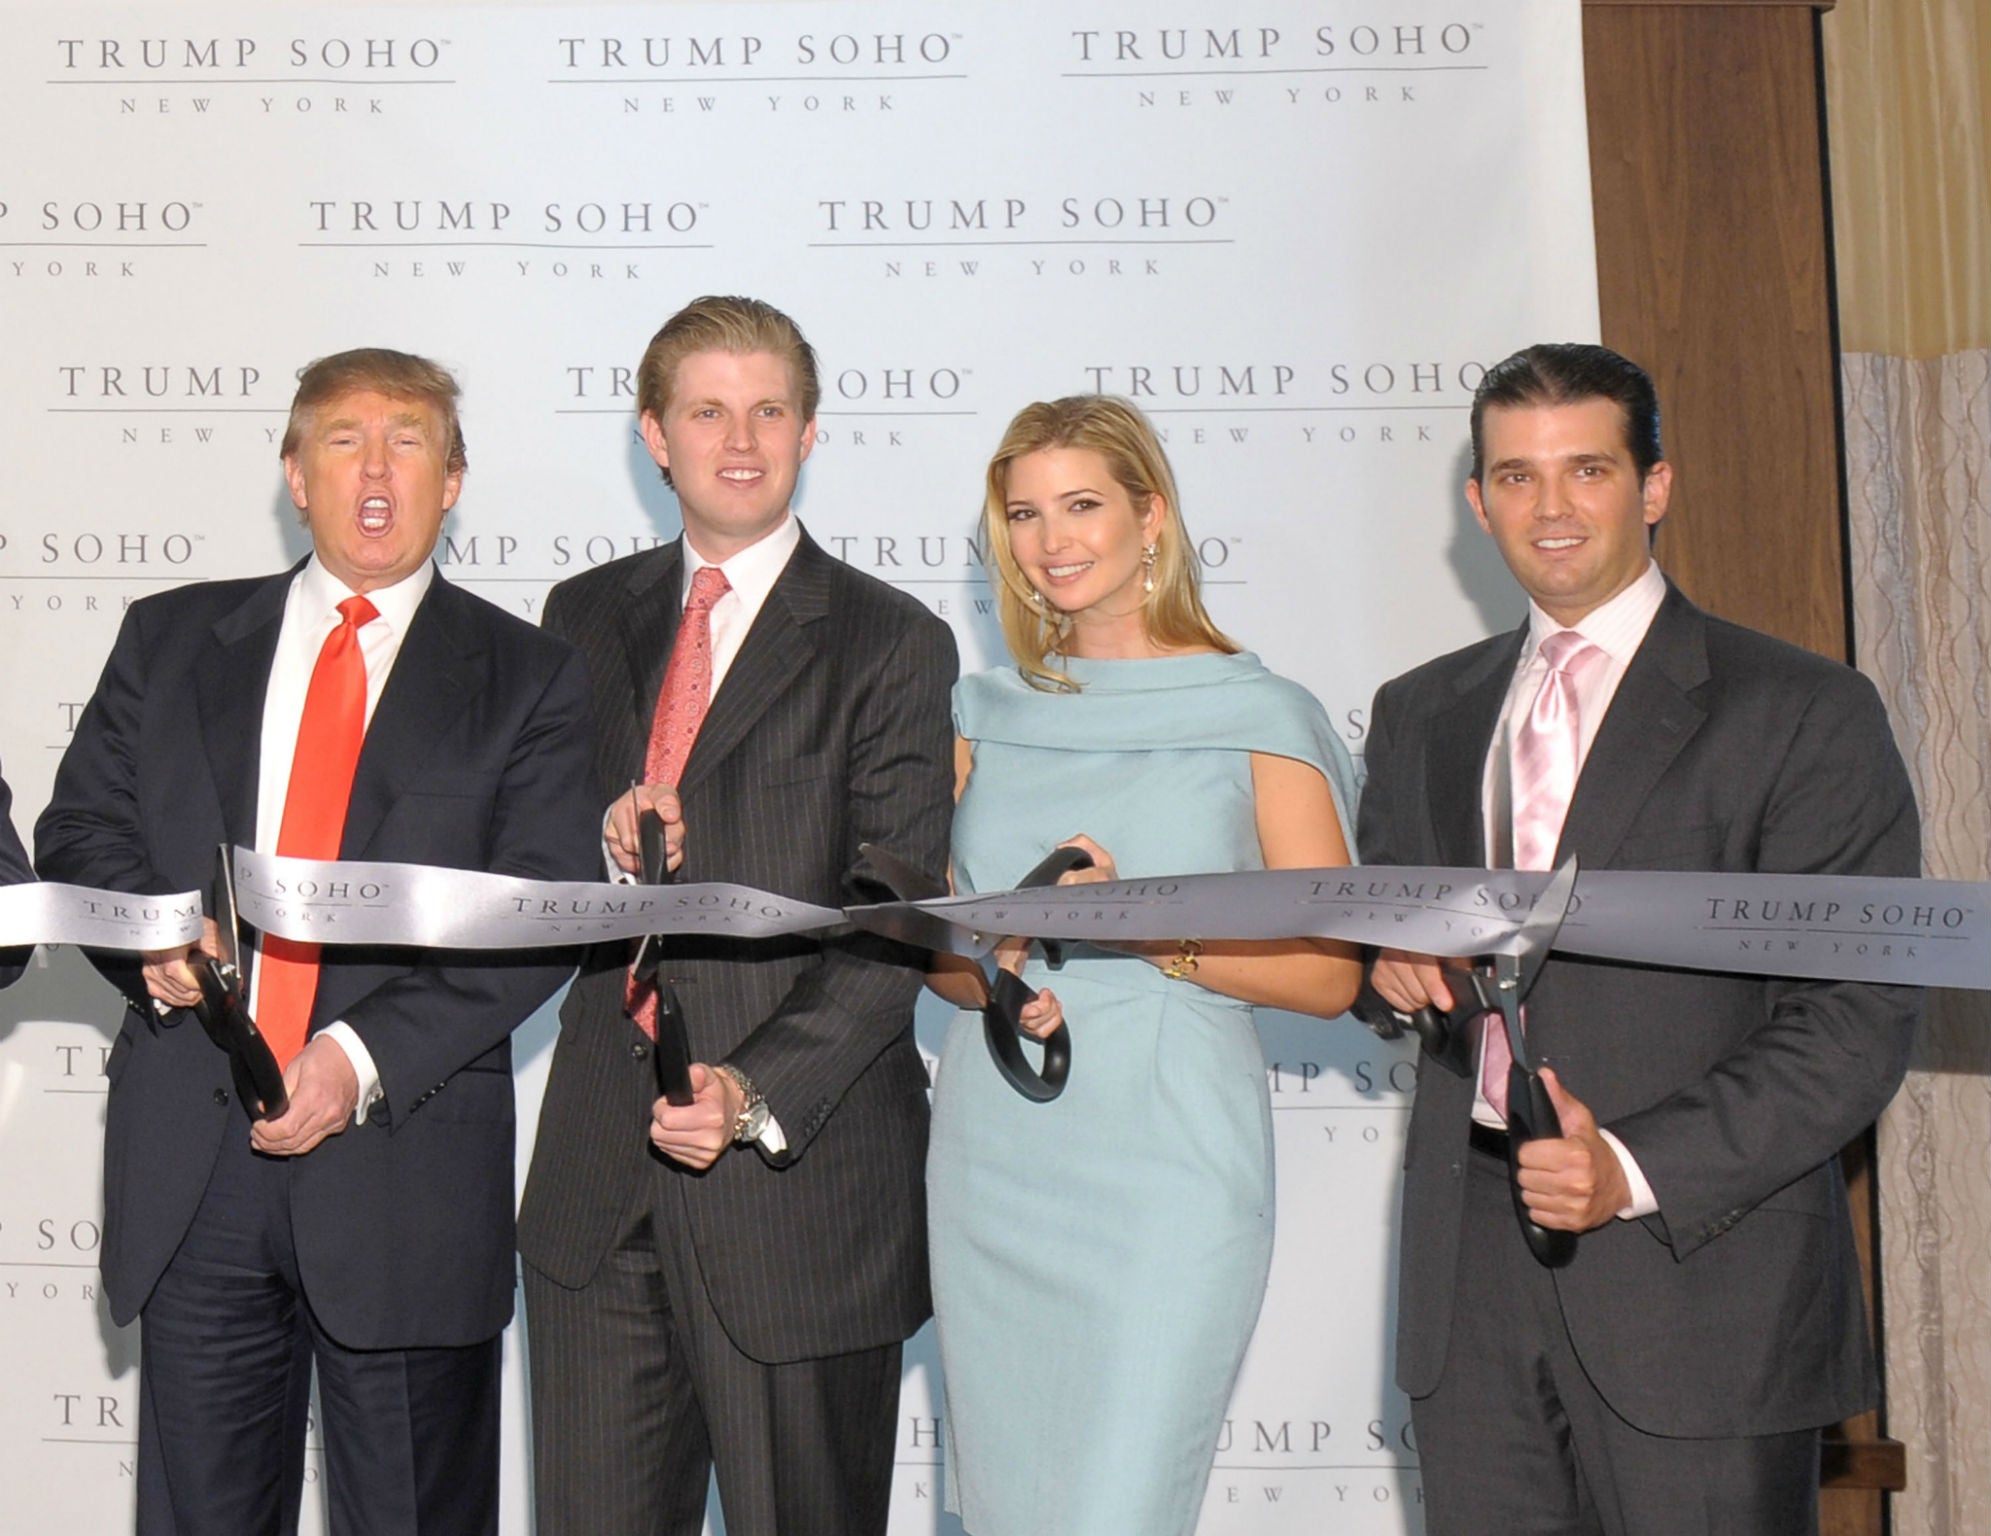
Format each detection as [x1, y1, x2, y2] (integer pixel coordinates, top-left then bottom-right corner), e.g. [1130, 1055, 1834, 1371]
[1161, 938, 1203, 980]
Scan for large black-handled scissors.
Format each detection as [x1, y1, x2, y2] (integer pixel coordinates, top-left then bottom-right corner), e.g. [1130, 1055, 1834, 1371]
[190, 844, 290, 1121]
[855, 841, 1094, 1102]
[631, 807, 695, 1107]
[1493, 855, 1582, 1268]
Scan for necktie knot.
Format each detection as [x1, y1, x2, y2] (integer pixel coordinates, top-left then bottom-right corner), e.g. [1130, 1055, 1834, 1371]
[686, 565, 730, 614]
[338, 595, 380, 630]
[1538, 629, 1599, 677]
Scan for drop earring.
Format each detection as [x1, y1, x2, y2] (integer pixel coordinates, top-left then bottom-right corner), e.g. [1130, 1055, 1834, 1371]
[1141, 542, 1158, 594]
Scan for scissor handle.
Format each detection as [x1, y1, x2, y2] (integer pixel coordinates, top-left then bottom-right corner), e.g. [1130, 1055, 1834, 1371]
[1505, 1065, 1577, 1269]
[979, 846, 1094, 1102]
[637, 808, 670, 887]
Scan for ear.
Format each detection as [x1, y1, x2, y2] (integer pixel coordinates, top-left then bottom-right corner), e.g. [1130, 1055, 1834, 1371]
[1465, 477, 1491, 535]
[441, 464, 464, 514]
[639, 411, 670, 474]
[798, 415, 818, 463]
[1639, 460, 1673, 527]
[1141, 493, 1165, 538]
[282, 456, 309, 513]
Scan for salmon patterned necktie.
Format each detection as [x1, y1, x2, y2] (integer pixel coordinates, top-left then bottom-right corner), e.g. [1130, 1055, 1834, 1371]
[626, 565, 731, 1038]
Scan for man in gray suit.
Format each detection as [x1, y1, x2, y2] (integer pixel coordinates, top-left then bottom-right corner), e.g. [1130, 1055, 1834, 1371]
[518, 296, 957, 1536]
[1358, 344, 1919, 1535]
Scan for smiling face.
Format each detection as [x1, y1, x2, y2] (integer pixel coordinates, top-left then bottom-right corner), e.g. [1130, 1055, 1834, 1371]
[641, 348, 817, 563]
[283, 389, 461, 593]
[1001, 445, 1164, 633]
[1466, 397, 1672, 626]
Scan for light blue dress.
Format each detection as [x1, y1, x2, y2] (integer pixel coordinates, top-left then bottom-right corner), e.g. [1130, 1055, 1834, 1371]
[929, 651, 1355, 1536]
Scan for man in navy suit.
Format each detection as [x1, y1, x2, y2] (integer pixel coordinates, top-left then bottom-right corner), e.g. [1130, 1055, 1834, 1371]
[37, 349, 600, 1535]
[1358, 344, 1919, 1535]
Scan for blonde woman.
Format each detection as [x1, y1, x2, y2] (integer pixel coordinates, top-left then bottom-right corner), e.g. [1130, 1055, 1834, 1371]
[926, 396, 1362, 1535]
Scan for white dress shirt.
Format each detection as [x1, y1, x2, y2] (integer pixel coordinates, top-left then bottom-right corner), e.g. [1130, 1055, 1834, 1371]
[250, 555, 435, 1123]
[1475, 558, 1667, 1218]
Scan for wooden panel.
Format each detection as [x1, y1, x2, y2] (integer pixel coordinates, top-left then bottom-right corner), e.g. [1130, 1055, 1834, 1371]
[1587, 2, 1832, 10]
[1584, 2, 1846, 660]
[1581, 8, 1892, 1535]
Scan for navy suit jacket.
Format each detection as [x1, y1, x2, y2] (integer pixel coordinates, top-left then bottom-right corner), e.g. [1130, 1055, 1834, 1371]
[36, 565, 601, 1348]
[1358, 582, 1921, 1436]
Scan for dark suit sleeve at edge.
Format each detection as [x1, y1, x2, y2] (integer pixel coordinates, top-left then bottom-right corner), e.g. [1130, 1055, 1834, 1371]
[1609, 669, 1922, 1259]
[0, 760, 35, 987]
[34, 602, 161, 1007]
[725, 609, 958, 1162]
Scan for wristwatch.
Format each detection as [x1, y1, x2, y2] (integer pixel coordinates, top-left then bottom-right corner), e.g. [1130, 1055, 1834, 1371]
[713, 1062, 770, 1145]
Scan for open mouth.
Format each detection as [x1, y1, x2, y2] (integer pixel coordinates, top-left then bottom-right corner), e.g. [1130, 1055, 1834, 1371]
[358, 496, 393, 534]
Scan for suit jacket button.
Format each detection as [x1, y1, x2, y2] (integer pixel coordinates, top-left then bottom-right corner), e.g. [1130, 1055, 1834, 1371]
[212, 1088, 229, 1106]
[630, 1042, 648, 1059]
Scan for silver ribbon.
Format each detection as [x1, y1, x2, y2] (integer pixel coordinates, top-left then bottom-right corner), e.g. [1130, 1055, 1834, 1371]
[903, 868, 1990, 991]
[226, 850, 1990, 992]
[0, 882, 204, 951]
[230, 850, 842, 948]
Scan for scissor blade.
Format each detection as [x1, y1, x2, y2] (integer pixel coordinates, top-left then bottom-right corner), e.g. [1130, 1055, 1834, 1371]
[1512, 856, 1580, 1000]
[212, 843, 243, 980]
[855, 842, 950, 904]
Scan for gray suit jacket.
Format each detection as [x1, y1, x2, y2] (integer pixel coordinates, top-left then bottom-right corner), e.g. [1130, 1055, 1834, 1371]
[516, 529, 957, 1363]
[1357, 582, 1920, 1436]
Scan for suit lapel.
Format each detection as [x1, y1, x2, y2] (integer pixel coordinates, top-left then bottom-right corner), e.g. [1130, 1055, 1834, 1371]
[616, 543, 685, 784]
[676, 529, 831, 797]
[1424, 629, 1525, 864]
[341, 574, 481, 858]
[193, 568, 297, 841]
[1559, 583, 1710, 866]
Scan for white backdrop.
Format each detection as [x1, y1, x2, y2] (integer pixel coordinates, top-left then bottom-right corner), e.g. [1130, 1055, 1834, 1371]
[0, 2, 1598, 1530]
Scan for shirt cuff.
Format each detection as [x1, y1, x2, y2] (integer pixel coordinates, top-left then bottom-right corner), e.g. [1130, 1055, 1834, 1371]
[756, 1110, 789, 1156]
[1597, 1127, 1658, 1220]
[319, 1021, 385, 1126]
[602, 807, 637, 885]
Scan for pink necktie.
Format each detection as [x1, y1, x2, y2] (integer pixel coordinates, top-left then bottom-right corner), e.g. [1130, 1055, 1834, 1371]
[259, 595, 378, 1066]
[1482, 630, 1602, 1117]
[626, 565, 730, 1038]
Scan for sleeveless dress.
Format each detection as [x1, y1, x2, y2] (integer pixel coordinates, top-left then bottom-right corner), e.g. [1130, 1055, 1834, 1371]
[929, 651, 1356, 1536]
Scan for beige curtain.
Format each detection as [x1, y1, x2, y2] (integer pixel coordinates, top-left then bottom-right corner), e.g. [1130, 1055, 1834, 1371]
[1825, 3, 1991, 1532]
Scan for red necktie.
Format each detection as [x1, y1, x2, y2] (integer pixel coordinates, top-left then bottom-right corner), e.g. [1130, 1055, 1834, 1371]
[258, 595, 378, 1066]
[627, 565, 731, 1038]
[1482, 630, 1601, 1118]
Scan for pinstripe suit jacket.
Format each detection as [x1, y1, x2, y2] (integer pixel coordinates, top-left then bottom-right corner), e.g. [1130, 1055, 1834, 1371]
[517, 528, 957, 1362]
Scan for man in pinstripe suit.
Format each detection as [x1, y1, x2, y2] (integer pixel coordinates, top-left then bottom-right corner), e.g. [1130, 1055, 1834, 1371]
[519, 296, 958, 1536]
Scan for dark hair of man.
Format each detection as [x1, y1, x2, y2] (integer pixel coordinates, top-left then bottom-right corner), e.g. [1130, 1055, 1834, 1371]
[1468, 342, 1662, 483]
[279, 348, 467, 473]
[635, 296, 820, 488]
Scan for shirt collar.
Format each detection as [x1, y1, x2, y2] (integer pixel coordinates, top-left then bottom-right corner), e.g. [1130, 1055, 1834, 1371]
[681, 513, 802, 610]
[1525, 558, 1665, 663]
[296, 553, 435, 634]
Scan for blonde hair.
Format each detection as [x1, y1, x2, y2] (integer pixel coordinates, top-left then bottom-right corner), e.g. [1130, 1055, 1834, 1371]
[635, 296, 819, 487]
[281, 348, 466, 473]
[982, 396, 1236, 691]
